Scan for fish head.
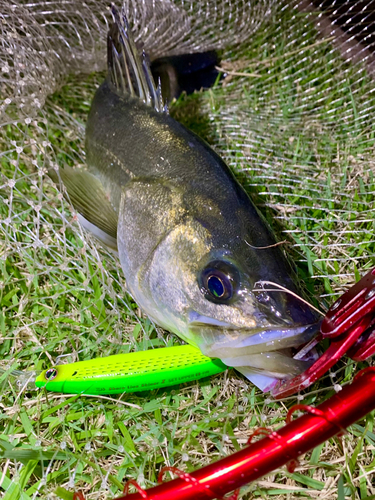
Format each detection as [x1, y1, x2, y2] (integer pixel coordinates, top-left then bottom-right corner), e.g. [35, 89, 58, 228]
[184, 247, 322, 391]
[129, 211, 320, 391]
[118, 179, 321, 392]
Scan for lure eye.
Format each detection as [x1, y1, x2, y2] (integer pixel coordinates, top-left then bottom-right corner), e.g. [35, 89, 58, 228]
[45, 368, 58, 381]
[199, 260, 239, 304]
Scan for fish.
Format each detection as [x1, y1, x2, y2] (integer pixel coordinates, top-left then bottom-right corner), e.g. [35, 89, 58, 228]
[55, 4, 322, 392]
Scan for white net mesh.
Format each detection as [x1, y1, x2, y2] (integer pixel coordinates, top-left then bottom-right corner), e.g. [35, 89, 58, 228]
[1, 0, 375, 498]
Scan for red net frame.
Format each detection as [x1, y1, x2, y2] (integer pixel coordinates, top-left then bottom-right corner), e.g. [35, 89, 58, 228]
[74, 367, 375, 500]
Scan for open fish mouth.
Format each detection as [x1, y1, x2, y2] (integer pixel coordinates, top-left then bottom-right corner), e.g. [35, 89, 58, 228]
[189, 317, 322, 391]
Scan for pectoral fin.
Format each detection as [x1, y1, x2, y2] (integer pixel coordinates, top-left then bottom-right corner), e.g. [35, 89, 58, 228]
[50, 166, 118, 249]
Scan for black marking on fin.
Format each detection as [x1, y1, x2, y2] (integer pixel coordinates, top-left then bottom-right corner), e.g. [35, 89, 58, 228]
[108, 4, 166, 113]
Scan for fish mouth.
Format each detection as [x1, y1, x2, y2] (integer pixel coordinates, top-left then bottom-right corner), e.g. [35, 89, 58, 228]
[189, 315, 322, 389]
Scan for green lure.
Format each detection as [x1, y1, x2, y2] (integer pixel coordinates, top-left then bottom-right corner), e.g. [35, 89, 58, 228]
[34, 345, 227, 395]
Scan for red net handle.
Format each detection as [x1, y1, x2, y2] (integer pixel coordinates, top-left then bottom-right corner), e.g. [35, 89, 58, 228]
[107, 367, 375, 500]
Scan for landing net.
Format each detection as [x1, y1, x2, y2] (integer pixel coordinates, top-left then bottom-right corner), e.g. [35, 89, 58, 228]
[1, 1, 374, 498]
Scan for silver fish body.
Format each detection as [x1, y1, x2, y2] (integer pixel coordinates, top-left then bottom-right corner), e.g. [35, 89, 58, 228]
[58, 5, 321, 392]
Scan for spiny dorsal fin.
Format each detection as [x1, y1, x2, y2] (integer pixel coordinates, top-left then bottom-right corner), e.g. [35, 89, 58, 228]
[108, 4, 167, 113]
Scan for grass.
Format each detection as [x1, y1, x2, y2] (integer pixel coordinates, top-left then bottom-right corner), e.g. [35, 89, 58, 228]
[1, 1, 375, 499]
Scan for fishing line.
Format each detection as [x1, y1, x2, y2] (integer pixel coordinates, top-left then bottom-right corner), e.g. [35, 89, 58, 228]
[254, 280, 325, 315]
[244, 239, 289, 249]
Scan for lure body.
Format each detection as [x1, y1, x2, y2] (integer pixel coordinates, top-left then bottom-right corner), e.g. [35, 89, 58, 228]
[35, 345, 226, 395]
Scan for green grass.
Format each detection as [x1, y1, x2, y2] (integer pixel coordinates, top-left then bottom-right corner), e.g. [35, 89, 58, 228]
[1, 1, 375, 499]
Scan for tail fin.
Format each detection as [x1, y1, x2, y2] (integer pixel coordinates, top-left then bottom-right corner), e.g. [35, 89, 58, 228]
[108, 4, 166, 113]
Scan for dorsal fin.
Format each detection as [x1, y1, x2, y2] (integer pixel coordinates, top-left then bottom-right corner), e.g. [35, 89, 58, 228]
[108, 4, 167, 113]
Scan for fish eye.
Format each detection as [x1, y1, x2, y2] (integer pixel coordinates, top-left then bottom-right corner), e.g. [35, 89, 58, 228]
[199, 260, 239, 304]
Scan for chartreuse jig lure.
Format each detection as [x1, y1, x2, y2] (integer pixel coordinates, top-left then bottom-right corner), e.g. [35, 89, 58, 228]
[23, 345, 226, 395]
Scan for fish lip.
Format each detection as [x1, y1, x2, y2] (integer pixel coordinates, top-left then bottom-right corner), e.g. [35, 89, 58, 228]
[192, 320, 322, 356]
[233, 321, 322, 349]
[189, 317, 322, 387]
